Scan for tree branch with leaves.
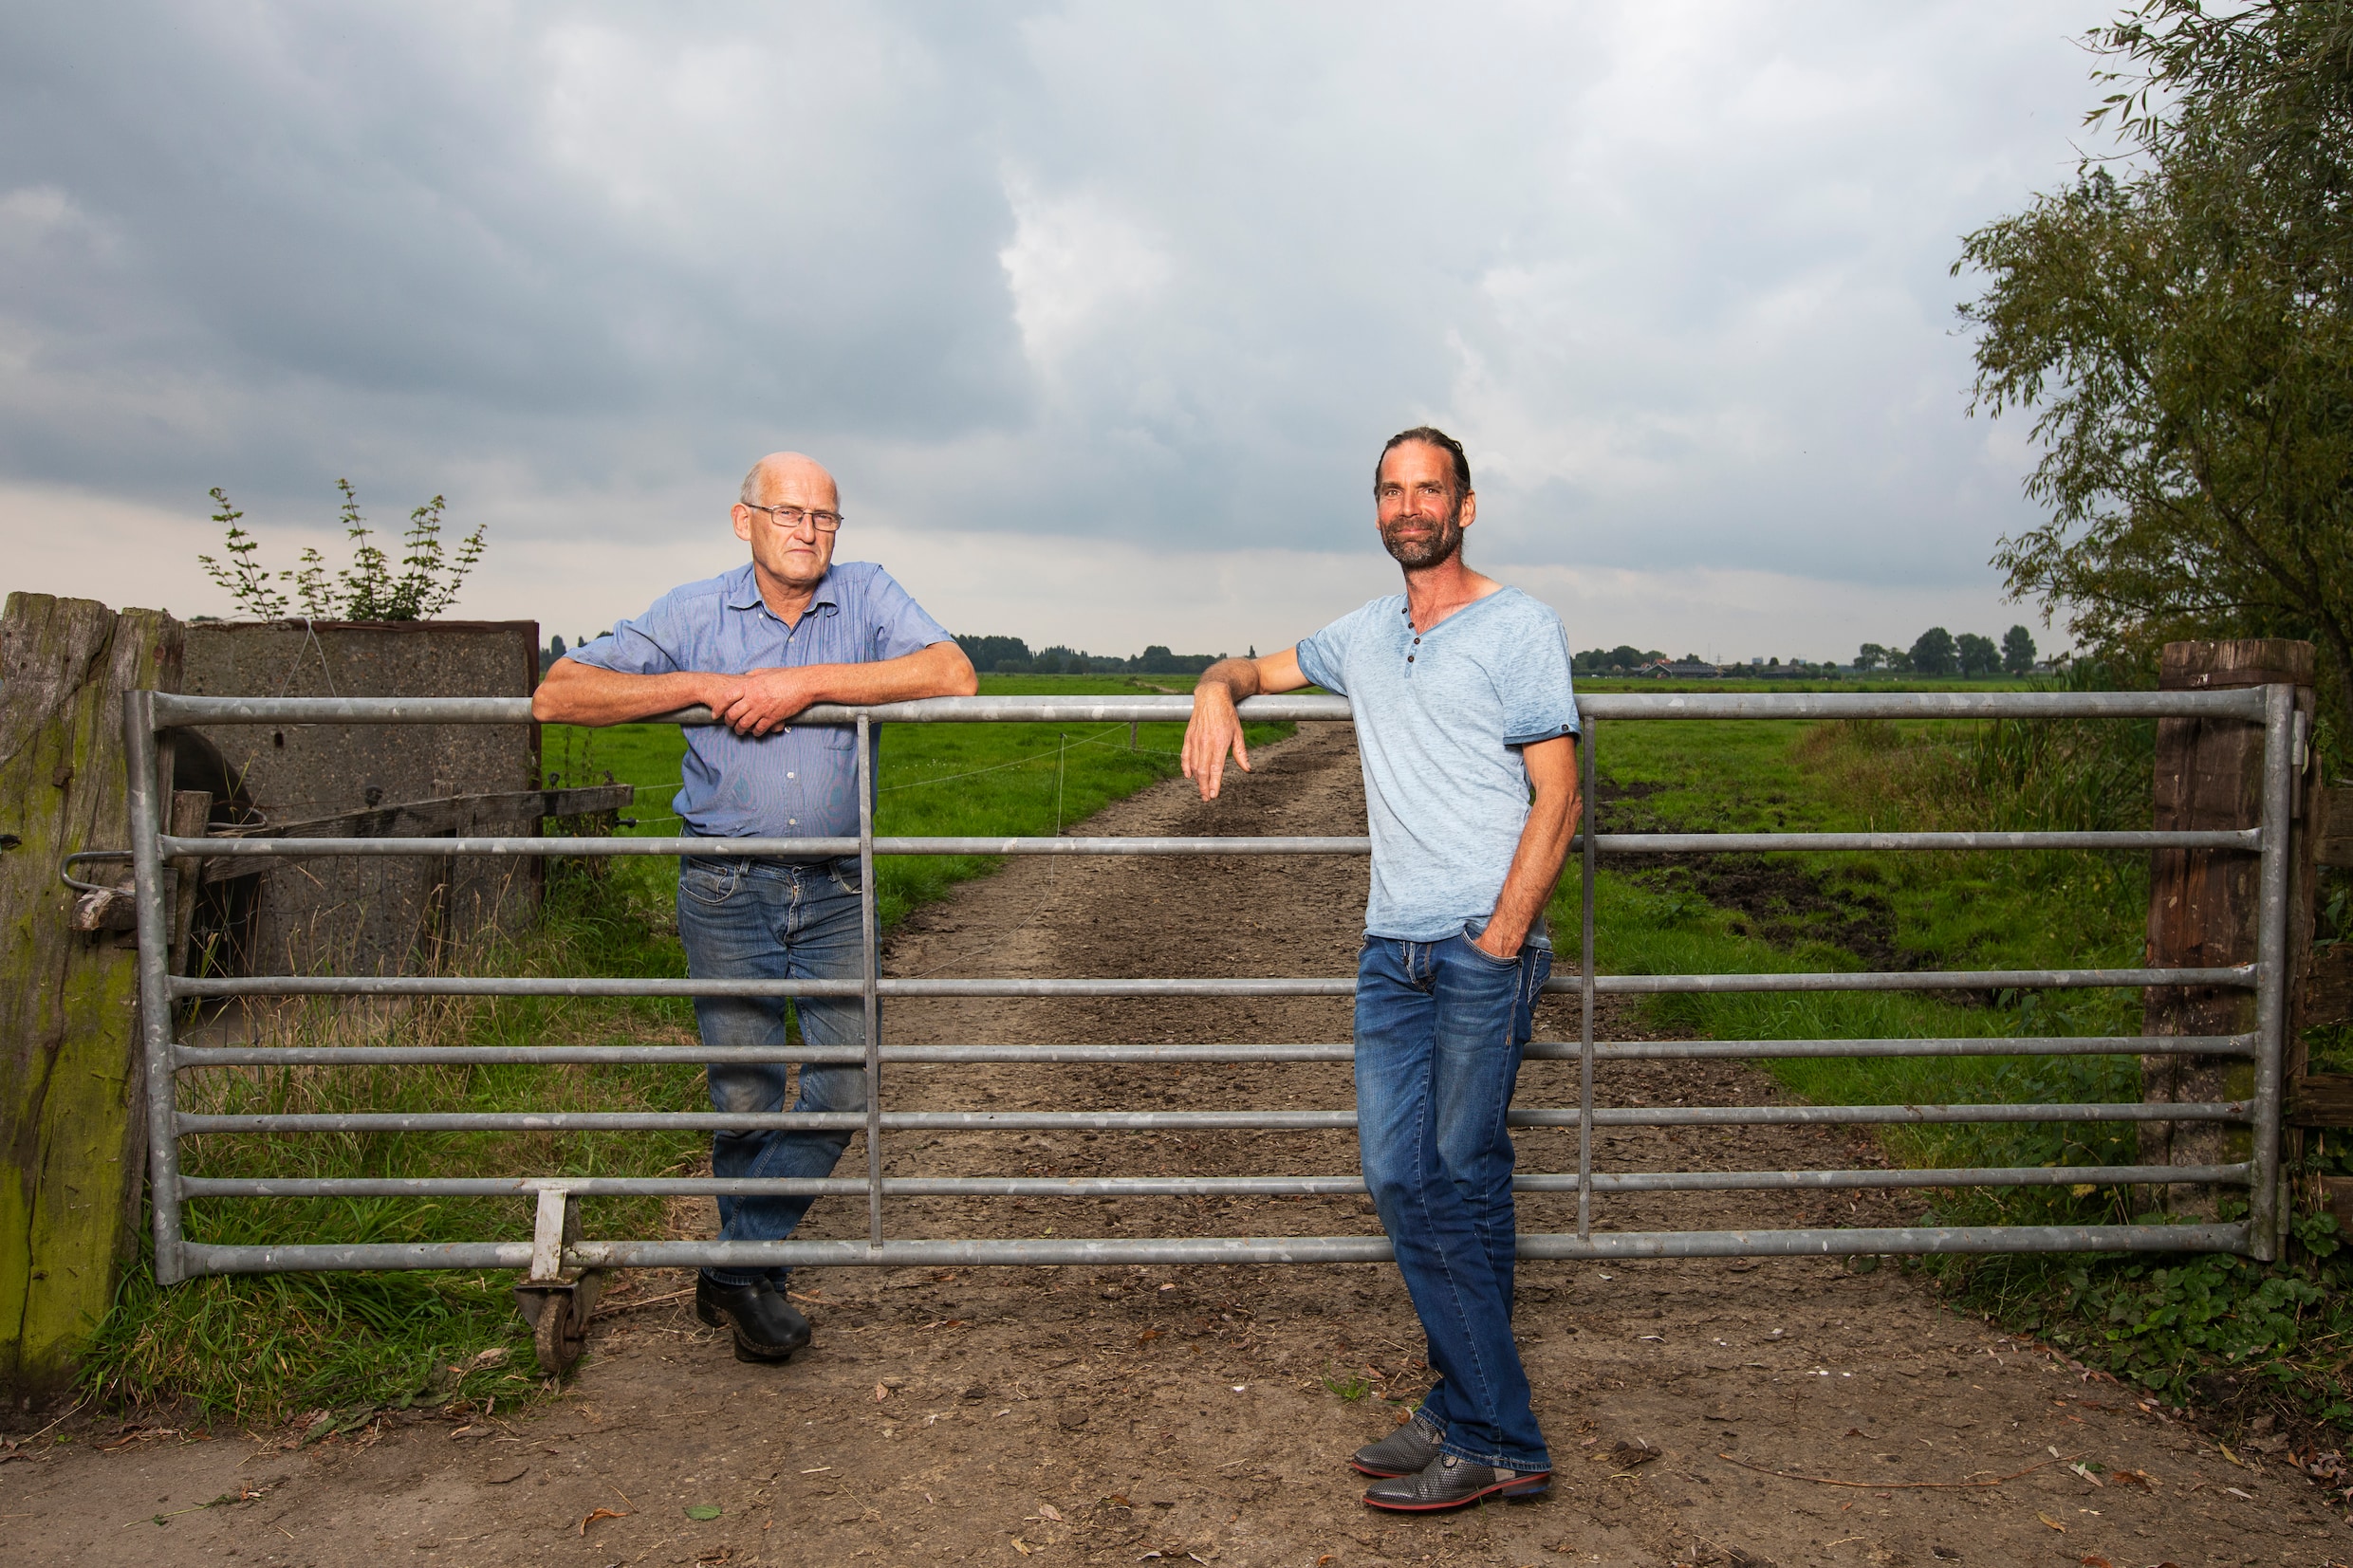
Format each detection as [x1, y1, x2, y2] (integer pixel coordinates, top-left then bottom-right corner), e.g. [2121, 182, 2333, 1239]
[1957, 0, 2353, 756]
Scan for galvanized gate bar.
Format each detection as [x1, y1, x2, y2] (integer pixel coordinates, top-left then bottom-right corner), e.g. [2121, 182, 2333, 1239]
[2248, 681, 2295, 1261]
[180, 1161, 2253, 1199]
[125, 683, 2293, 1285]
[1577, 715, 1598, 1241]
[857, 712, 884, 1246]
[176, 1100, 2247, 1134]
[148, 690, 2271, 725]
[171, 828, 2259, 858]
[165, 965, 2255, 1000]
[124, 690, 189, 1285]
[170, 1219, 2252, 1278]
[168, 1033, 2252, 1066]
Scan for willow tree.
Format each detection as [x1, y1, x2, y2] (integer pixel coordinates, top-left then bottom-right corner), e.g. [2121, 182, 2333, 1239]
[1958, 1, 2353, 743]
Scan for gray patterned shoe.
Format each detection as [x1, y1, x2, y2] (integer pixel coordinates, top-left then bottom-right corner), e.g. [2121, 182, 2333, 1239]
[1362, 1451, 1551, 1511]
[1349, 1411, 1445, 1478]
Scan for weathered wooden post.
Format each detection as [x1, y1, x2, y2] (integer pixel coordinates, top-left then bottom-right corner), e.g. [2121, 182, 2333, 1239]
[2290, 776, 2353, 1233]
[0, 593, 182, 1403]
[2140, 639, 2317, 1223]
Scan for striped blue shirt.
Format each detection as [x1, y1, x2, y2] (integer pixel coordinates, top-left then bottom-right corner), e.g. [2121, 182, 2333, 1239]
[567, 561, 953, 841]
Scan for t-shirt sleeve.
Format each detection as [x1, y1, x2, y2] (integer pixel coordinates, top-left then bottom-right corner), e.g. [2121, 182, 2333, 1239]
[565, 592, 691, 676]
[1500, 604, 1581, 745]
[1293, 612, 1358, 697]
[861, 566, 955, 660]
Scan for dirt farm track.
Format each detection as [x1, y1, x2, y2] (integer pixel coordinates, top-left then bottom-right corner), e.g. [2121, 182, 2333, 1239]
[3, 723, 2344, 1567]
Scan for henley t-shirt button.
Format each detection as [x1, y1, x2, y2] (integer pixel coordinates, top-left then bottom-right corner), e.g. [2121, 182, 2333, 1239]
[1407, 655, 1415, 663]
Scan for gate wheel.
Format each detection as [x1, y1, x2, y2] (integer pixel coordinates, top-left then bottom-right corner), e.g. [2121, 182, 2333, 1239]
[532, 1288, 587, 1376]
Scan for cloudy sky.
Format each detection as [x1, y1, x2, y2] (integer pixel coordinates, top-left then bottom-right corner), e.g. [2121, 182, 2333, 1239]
[0, 1, 2122, 662]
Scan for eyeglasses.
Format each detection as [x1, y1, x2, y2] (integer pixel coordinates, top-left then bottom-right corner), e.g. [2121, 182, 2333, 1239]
[740, 502, 843, 533]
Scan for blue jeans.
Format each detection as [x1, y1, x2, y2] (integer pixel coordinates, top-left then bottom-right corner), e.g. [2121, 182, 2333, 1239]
[676, 854, 868, 1288]
[1354, 926, 1552, 1473]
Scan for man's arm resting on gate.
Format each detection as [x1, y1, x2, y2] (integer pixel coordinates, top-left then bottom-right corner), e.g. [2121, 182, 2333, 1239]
[532, 658, 731, 727]
[1473, 733, 1582, 960]
[1181, 648, 1308, 802]
[709, 640, 978, 736]
[531, 641, 978, 734]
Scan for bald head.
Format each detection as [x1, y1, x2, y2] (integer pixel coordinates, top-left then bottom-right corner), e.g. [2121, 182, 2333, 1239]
[739, 452, 838, 509]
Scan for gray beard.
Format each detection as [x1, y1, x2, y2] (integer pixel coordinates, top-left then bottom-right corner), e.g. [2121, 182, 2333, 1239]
[1380, 511, 1464, 569]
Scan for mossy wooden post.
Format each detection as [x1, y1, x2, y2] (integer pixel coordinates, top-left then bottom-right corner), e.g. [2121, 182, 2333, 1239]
[2140, 638, 2317, 1222]
[0, 593, 182, 1403]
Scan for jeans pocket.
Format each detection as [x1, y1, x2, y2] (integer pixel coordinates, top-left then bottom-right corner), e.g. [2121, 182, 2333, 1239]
[828, 858, 864, 897]
[679, 858, 743, 906]
[1459, 922, 1523, 968]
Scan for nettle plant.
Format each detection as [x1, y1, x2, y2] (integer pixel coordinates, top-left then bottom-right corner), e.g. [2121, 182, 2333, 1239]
[200, 479, 487, 621]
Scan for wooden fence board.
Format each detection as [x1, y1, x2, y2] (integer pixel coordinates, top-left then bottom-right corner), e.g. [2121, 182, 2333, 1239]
[0, 592, 180, 1399]
[2310, 944, 2353, 1029]
[2320, 785, 2353, 870]
[2289, 1075, 2353, 1128]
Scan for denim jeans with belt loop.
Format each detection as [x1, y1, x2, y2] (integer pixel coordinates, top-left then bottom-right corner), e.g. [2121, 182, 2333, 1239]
[1354, 924, 1553, 1473]
[675, 853, 869, 1288]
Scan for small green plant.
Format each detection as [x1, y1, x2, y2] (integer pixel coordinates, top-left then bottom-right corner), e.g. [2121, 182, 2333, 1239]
[198, 479, 486, 621]
[1320, 1369, 1373, 1401]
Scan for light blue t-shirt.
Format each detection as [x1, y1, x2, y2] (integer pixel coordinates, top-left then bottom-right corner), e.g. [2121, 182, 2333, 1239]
[566, 561, 953, 840]
[1294, 587, 1580, 944]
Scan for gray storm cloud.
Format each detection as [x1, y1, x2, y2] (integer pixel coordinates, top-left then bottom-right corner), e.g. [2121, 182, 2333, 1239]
[1, 0, 2120, 641]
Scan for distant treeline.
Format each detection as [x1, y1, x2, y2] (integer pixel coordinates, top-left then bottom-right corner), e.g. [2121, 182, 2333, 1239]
[1573, 645, 1670, 674]
[955, 635, 1236, 676]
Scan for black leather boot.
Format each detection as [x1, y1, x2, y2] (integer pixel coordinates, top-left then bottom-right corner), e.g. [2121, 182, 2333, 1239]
[1362, 1451, 1550, 1511]
[1350, 1411, 1445, 1477]
[695, 1274, 812, 1363]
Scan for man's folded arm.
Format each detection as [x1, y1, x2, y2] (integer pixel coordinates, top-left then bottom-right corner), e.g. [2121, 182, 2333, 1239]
[532, 640, 976, 731]
[709, 641, 975, 736]
[779, 639, 979, 707]
[532, 659, 722, 727]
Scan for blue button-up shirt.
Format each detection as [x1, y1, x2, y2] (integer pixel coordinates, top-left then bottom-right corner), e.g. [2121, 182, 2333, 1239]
[567, 560, 953, 840]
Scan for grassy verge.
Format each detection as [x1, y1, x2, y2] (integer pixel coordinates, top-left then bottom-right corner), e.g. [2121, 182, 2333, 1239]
[1553, 680, 2353, 1438]
[82, 674, 1286, 1424]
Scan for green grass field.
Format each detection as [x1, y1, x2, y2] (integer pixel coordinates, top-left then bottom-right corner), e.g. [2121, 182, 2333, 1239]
[1553, 706, 2150, 1206]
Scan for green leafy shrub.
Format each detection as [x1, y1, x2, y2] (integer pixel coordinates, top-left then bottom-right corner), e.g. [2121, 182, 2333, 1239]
[2034, 1214, 2353, 1428]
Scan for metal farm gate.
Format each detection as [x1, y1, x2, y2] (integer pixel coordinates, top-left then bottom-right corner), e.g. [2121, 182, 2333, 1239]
[113, 687, 2294, 1370]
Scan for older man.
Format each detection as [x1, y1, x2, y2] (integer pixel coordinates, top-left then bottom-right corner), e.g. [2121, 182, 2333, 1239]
[535, 452, 975, 1363]
[1181, 427, 1579, 1511]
